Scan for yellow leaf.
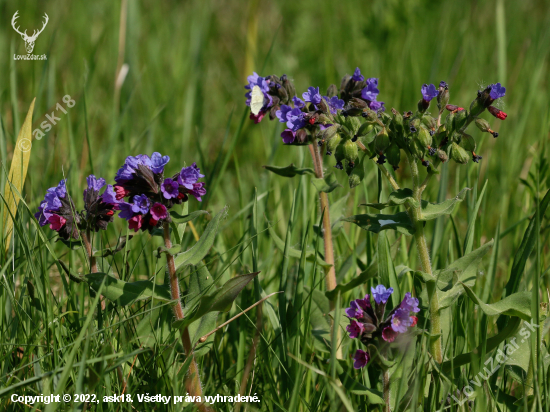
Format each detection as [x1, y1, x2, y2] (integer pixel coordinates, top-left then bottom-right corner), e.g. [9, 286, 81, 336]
[3, 98, 36, 251]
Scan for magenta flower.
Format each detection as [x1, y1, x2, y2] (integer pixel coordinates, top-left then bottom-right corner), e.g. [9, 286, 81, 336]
[128, 214, 143, 232]
[345, 295, 371, 320]
[346, 320, 365, 339]
[382, 326, 398, 343]
[281, 129, 296, 144]
[353, 349, 370, 369]
[150, 203, 168, 221]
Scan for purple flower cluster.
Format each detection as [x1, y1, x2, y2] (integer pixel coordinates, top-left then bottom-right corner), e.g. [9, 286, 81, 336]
[36, 153, 206, 239]
[489, 82, 506, 100]
[114, 153, 206, 232]
[345, 285, 419, 369]
[245, 72, 273, 123]
[35, 174, 120, 240]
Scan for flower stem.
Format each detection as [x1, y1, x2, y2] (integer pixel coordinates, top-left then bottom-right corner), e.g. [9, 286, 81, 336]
[82, 229, 98, 273]
[308, 144, 337, 294]
[163, 222, 210, 411]
[308, 143, 341, 359]
[383, 369, 391, 412]
[406, 154, 443, 363]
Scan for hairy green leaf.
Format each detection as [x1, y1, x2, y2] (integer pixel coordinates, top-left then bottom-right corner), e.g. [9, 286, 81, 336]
[362, 188, 418, 210]
[263, 163, 315, 177]
[173, 206, 227, 270]
[84, 273, 172, 306]
[169, 209, 209, 224]
[420, 187, 469, 221]
[343, 211, 415, 235]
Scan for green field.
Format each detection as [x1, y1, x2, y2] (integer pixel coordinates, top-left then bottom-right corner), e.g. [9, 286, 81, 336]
[1, 0, 549, 411]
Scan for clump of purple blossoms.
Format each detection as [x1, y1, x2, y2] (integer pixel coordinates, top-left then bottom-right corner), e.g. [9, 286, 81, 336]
[244, 73, 298, 123]
[344, 286, 419, 369]
[114, 153, 205, 232]
[35, 175, 119, 240]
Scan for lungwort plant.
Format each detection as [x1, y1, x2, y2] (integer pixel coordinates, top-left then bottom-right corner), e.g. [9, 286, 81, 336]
[245, 69, 549, 409]
[34, 153, 262, 411]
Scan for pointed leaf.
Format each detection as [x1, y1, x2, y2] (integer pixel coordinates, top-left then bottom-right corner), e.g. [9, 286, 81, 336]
[505, 189, 550, 296]
[84, 273, 172, 306]
[173, 206, 227, 270]
[325, 259, 377, 300]
[462, 283, 532, 320]
[174, 272, 259, 329]
[362, 188, 418, 210]
[343, 211, 415, 235]
[93, 236, 133, 257]
[3, 98, 35, 250]
[420, 187, 469, 221]
[263, 163, 315, 177]
[442, 316, 522, 373]
[169, 209, 209, 224]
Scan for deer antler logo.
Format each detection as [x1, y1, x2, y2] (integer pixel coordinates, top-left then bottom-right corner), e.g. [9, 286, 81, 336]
[11, 11, 49, 54]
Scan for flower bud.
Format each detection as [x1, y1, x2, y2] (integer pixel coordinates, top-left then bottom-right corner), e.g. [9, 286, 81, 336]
[348, 155, 365, 188]
[362, 109, 379, 123]
[317, 98, 330, 115]
[326, 84, 338, 98]
[488, 105, 507, 120]
[459, 133, 476, 152]
[356, 122, 373, 137]
[436, 149, 448, 163]
[453, 109, 469, 130]
[391, 108, 404, 133]
[437, 82, 450, 113]
[326, 133, 342, 155]
[386, 144, 401, 170]
[475, 118, 498, 137]
[319, 124, 339, 141]
[350, 97, 368, 109]
[374, 128, 390, 154]
[343, 139, 359, 165]
[340, 75, 351, 94]
[282, 75, 296, 99]
[416, 126, 432, 147]
[475, 118, 491, 132]
[409, 138, 426, 159]
[421, 114, 437, 132]
[409, 118, 420, 134]
[450, 142, 469, 164]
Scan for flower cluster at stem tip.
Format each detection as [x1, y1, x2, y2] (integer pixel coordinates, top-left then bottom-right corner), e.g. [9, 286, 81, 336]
[245, 68, 507, 188]
[345, 285, 419, 369]
[35, 153, 206, 239]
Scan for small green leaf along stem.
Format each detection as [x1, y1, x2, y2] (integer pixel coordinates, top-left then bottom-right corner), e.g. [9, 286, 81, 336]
[406, 154, 443, 363]
[163, 222, 210, 412]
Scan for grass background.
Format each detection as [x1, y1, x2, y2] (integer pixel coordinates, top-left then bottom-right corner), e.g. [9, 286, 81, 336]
[1, 0, 549, 410]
